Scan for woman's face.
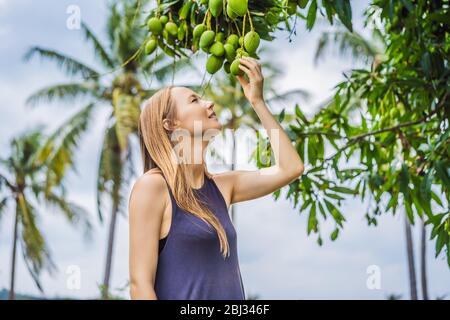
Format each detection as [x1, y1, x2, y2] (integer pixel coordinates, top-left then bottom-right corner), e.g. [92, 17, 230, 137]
[168, 86, 222, 136]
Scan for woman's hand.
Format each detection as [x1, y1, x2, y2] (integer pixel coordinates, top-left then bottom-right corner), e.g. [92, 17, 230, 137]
[236, 57, 265, 105]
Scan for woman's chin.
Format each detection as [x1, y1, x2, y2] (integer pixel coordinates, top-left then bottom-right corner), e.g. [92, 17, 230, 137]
[208, 117, 222, 129]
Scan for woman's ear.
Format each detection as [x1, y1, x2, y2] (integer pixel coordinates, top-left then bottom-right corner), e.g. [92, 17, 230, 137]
[163, 118, 177, 132]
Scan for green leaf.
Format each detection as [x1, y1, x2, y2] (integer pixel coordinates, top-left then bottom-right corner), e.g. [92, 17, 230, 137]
[330, 228, 339, 241]
[334, 0, 353, 31]
[307, 202, 318, 235]
[330, 186, 356, 195]
[306, 0, 318, 30]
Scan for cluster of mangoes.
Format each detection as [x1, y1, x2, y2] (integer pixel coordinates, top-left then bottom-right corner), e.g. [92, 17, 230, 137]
[143, 0, 306, 76]
[143, 0, 261, 76]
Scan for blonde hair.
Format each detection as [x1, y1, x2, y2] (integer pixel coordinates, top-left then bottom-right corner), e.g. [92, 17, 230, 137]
[138, 86, 230, 258]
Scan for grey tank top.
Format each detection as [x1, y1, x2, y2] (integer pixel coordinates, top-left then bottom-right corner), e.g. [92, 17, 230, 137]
[154, 172, 246, 300]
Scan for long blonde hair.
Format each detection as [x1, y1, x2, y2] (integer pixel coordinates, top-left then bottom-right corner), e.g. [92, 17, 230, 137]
[138, 86, 230, 258]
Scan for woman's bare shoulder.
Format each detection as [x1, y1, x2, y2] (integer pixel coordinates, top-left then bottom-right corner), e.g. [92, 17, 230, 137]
[129, 168, 169, 218]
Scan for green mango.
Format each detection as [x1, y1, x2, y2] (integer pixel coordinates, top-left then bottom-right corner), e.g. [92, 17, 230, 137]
[224, 43, 236, 61]
[199, 30, 215, 51]
[209, 42, 225, 56]
[226, 34, 239, 47]
[165, 22, 178, 37]
[236, 48, 249, 57]
[193, 24, 207, 39]
[163, 29, 175, 45]
[228, 0, 248, 17]
[215, 32, 225, 43]
[159, 15, 168, 25]
[209, 0, 223, 17]
[243, 31, 260, 53]
[230, 58, 243, 76]
[145, 39, 157, 55]
[226, 4, 238, 19]
[206, 55, 224, 74]
[147, 17, 163, 34]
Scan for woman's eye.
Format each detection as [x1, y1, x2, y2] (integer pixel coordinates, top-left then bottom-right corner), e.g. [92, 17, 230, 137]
[192, 98, 198, 102]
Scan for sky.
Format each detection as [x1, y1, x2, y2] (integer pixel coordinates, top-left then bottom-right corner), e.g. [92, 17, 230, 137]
[0, 0, 449, 299]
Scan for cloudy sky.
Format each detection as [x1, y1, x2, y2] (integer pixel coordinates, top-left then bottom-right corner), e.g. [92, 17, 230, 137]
[0, 0, 448, 299]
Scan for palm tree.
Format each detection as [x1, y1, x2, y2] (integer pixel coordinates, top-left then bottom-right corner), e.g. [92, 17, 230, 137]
[0, 120, 92, 299]
[314, 24, 429, 300]
[203, 47, 310, 223]
[24, 0, 198, 299]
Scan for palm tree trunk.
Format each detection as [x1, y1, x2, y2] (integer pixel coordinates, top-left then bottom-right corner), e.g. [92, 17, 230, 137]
[420, 218, 429, 300]
[9, 201, 19, 300]
[102, 198, 119, 299]
[404, 211, 418, 300]
[230, 132, 236, 223]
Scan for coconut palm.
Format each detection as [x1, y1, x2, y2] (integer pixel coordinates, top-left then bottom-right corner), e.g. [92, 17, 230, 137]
[203, 47, 310, 222]
[0, 119, 92, 299]
[24, 0, 199, 299]
[314, 24, 429, 300]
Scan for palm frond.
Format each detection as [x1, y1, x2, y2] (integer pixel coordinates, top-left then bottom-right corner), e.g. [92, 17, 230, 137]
[24, 46, 100, 79]
[17, 193, 55, 292]
[41, 187, 93, 239]
[81, 21, 115, 69]
[26, 82, 101, 107]
[34, 104, 95, 192]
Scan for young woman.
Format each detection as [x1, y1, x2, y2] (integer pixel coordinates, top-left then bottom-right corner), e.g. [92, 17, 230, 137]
[129, 57, 304, 300]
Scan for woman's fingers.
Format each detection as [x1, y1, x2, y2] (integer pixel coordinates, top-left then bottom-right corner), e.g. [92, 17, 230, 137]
[240, 57, 262, 80]
[239, 58, 258, 79]
[238, 62, 253, 78]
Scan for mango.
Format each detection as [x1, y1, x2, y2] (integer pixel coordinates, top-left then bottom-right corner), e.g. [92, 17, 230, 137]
[226, 34, 239, 47]
[145, 39, 157, 55]
[236, 49, 249, 58]
[165, 22, 178, 37]
[199, 30, 215, 51]
[209, 42, 225, 56]
[209, 0, 223, 17]
[147, 17, 163, 34]
[243, 31, 260, 53]
[228, 0, 248, 17]
[159, 15, 168, 25]
[163, 29, 175, 45]
[206, 55, 224, 74]
[193, 24, 207, 39]
[215, 32, 225, 43]
[224, 43, 236, 61]
[226, 4, 238, 19]
[230, 58, 243, 76]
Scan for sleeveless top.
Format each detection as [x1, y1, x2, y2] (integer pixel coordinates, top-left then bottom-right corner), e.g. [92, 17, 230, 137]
[154, 172, 246, 300]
